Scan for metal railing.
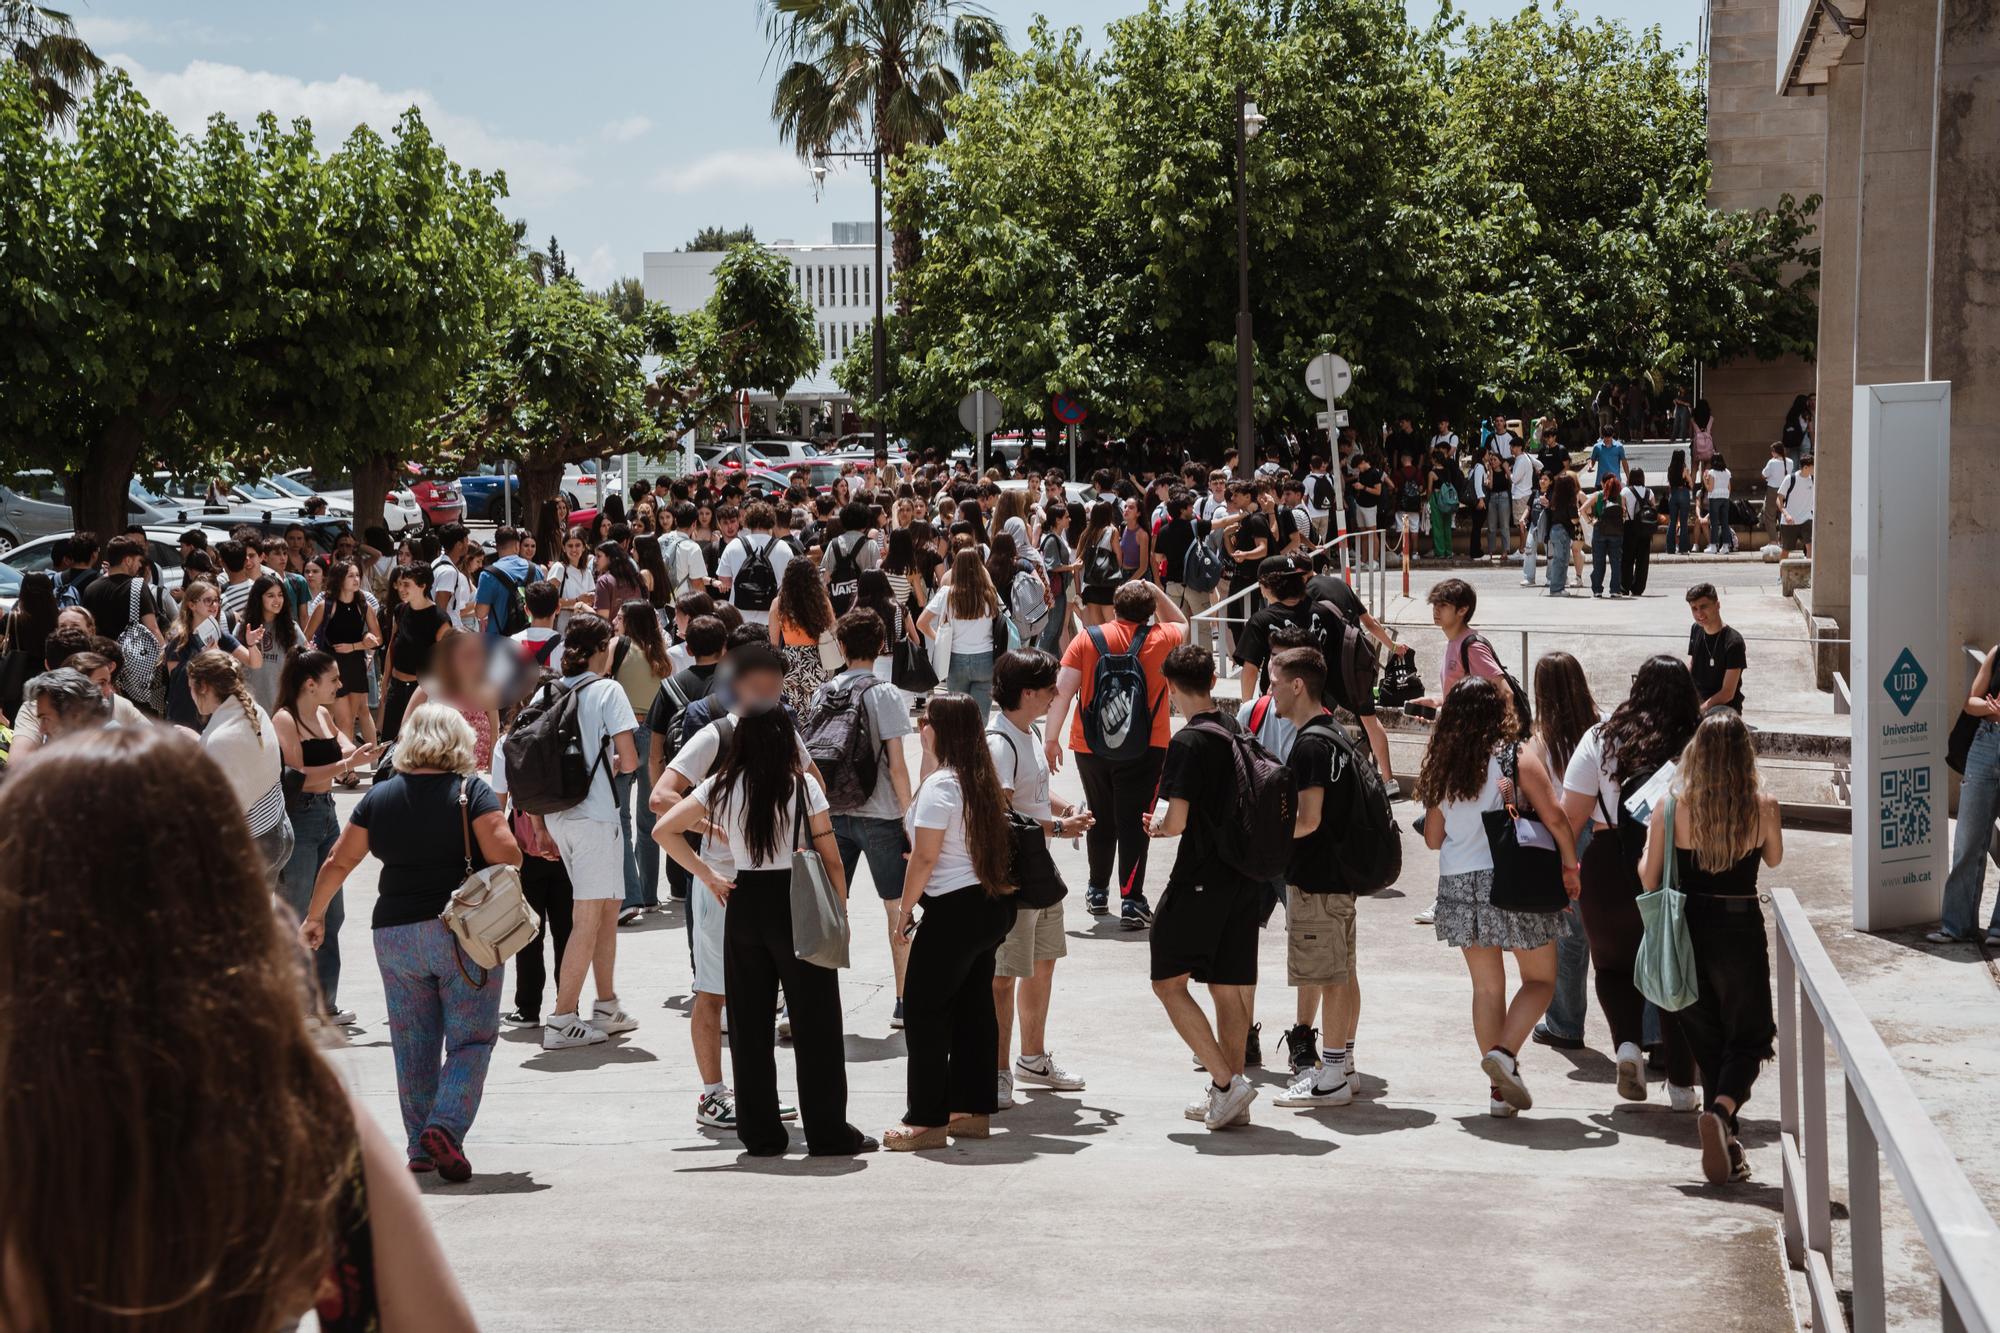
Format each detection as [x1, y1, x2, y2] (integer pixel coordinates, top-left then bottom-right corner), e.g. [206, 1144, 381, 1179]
[1188, 528, 1389, 680]
[1770, 889, 2000, 1332]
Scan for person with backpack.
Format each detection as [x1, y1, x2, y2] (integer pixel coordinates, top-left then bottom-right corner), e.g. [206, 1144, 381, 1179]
[1427, 443, 1462, 559]
[1043, 580, 1189, 927]
[1588, 474, 1633, 598]
[716, 500, 796, 627]
[1234, 557, 1314, 700]
[507, 614, 643, 1053]
[1035, 503, 1079, 655]
[1304, 456, 1339, 542]
[474, 528, 537, 641]
[1297, 567, 1400, 781]
[1074, 500, 1123, 629]
[427, 524, 473, 629]
[988, 649, 1094, 1108]
[1155, 490, 1218, 664]
[1620, 467, 1658, 596]
[609, 601, 678, 924]
[1141, 645, 1270, 1130]
[806, 609, 916, 1023]
[821, 502, 878, 619]
[660, 502, 712, 604]
[1416, 675, 1579, 1118]
[1777, 454, 1814, 557]
[507, 579, 565, 704]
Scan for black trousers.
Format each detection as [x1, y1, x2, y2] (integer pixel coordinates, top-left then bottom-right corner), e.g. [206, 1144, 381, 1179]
[724, 870, 860, 1155]
[1578, 832, 1695, 1085]
[1622, 521, 1655, 596]
[513, 855, 574, 1019]
[1075, 745, 1167, 899]
[380, 675, 419, 743]
[1675, 897, 1775, 1111]
[902, 888, 1015, 1126]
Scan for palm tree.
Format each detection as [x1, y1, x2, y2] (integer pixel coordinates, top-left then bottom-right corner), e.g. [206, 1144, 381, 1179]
[1, 1, 103, 128]
[763, 0, 1003, 292]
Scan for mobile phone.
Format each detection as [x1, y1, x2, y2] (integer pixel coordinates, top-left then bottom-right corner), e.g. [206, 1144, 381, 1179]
[1070, 802, 1087, 849]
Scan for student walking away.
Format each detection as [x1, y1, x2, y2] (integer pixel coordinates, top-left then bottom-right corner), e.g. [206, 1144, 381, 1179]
[1934, 642, 2000, 945]
[717, 500, 796, 626]
[917, 547, 1002, 720]
[380, 563, 450, 745]
[1268, 648, 1402, 1109]
[656, 696, 877, 1156]
[613, 600, 676, 922]
[1686, 583, 1746, 713]
[805, 610, 916, 1022]
[883, 695, 1020, 1150]
[474, 527, 538, 639]
[1639, 710, 1783, 1184]
[1524, 652, 1600, 1052]
[1760, 445, 1791, 547]
[644, 613, 727, 904]
[1390, 453, 1427, 559]
[1620, 468, 1658, 596]
[1543, 469, 1582, 597]
[1043, 580, 1190, 925]
[503, 614, 643, 1052]
[1589, 475, 1632, 598]
[428, 524, 474, 628]
[771, 554, 839, 714]
[188, 650, 293, 885]
[823, 502, 878, 616]
[1703, 455, 1736, 552]
[1666, 449, 1694, 554]
[1075, 499, 1124, 629]
[1233, 557, 1314, 698]
[0, 724, 479, 1331]
[1155, 489, 1217, 653]
[1145, 645, 1278, 1130]
[1559, 654, 1702, 1105]
[1777, 456, 1815, 557]
[988, 649, 1094, 1106]
[274, 649, 380, 1026]
[1416, 675, 1579, 1116]
[492, 720, 575, 1028]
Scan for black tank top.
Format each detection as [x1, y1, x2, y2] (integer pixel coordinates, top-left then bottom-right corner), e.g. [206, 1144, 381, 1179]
[1675, 846, 1761, 897]
[326, 596, 366, 651]
[300, 734, 342, 768]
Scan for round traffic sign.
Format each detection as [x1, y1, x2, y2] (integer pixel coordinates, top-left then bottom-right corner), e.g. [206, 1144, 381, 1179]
[958, 389, 1002, 436]
[1050, 393, 1089, 425]
[1305, 353, 1353, 403]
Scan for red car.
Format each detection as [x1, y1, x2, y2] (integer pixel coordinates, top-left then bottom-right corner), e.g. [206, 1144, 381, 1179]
[404, 463, 464, 527]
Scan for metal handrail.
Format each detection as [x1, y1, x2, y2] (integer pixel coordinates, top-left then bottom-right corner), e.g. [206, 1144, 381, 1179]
[1187, 528, 1390, 679]
[1770, 888, 2000, 1332]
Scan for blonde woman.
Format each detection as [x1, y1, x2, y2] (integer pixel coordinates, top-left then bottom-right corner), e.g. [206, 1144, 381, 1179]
[166, 580, 259, 729]
[1639, 709, 1782, 1185]
[917, 547, 1001, 720]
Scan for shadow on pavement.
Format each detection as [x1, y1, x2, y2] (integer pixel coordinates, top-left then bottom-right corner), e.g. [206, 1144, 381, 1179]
[519, 1040, 659, 1072]
[1553, 1046, 1620, 1084]
[1672, 1180, 1785, 1213]
[678, 1153, 870, 1177]
[417, 1171, 550, 1196]
[843, 1031, 908, 1063]
[1167, 1125, 1338, 1156]
[1296, 1101, 1437, 1136]
[1453, 1112, 1620, 1150]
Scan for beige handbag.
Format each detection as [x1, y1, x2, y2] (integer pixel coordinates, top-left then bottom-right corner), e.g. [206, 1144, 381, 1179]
[440, 777, 539, 978]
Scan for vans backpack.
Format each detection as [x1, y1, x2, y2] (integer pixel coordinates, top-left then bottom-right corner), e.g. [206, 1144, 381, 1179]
[1190, 719, 1296, 882]
[730, 536, 780, 612]
[1459, 632, 1533, 733]
[1080, 622, 1157, 763]
[499, 679, 611, 816]
[1304, 594, 1380, 716]
[1182, 532, 1225, 593]
[801, 674, 882, 813]
[825, 532, 866, 616]
[1297, 715, 1402, 895]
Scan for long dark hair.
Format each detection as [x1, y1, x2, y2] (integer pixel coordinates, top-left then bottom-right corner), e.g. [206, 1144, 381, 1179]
[634, 534, 671, 610]
[0, 726, 354, 1333]
[276, 647, 338, 725]
[618, 598, 672, 678]
[560, 613, 613, 678]
[1414, 675, 1517, 806]
[534, 496, 561, 565]
[1599, 653, 1701, 780]
[775, 552, 834, 639]
[1691, 398, 1712, 430]
[1531, 651, 1598, 776]
[596, 540, 643, 592]
[242, 574, 300, 652]
[709, 704, 804, 866]
[856, 568, 899, 643]
[3, 572, 57, 659]
[922, 693, 1015, 894]
[1080, 499, 1119, 556]
[985, 531, 1020, 596]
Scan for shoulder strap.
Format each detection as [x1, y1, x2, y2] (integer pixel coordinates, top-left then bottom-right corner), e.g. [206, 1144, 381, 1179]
[1661, 793, 1678, 892]
[1249, 694, 1272, 736]
[128, 577, 142, 618]
[457, 775, 473, 877]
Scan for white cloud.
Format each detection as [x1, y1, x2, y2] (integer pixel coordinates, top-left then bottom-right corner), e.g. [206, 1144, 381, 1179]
[653, 147, 808, 194]
[75, 15, 243, 47]
[574, 243, 619, 287]
[114, 58, 588, 203]
[599, 115, 653, 144]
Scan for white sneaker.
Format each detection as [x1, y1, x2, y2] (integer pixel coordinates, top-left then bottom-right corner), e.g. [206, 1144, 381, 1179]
[777, 1007, 792, 1041]
[1204, 1074, 1257, 1130]
[1343, 1051, 1358, 1084]
[696, 1089, 736, 1128]
[1185, 1084, 1251, 1125]
[1014, 1052, 1085, 1091]
[1667, 1082, 1701, 1113]
[1615, 1041, 1648, 1102]
[588, 998, 638, 1035]
[1481, 1048, 1533, 1111]
[1489, 1095, 1519, 1118]
[1274, 1071, 1353, 1107]
[1414, 903, 1436, 925]
[542, 1013, 609, 1050]
[325, 1008, 358, 1027]
[996, 1068, 1014, 1111]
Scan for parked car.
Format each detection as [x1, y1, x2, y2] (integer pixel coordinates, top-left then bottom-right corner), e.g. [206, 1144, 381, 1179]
[0, 471, 77, 553]
[230, 472, 352, 518]
[0, 561, 20, 616]
[404, 465, 464, 527]
[294, 469, 424, 534]
[2, 524, 237, 611]
[743, 438, 823, 464]
[755, 459, 849, 493]
[693, 443, 773, 472]
[457, 470, 522, 522]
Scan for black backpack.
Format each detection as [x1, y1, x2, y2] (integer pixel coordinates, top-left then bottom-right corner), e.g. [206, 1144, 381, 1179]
[499, 679, 612, 816]
[485, 564, 530, 637]
[1309, 472, 1337, 511]
[1459, 632, 1533, 732]
[988, 726, 1067, 909]
[1081, 538, 1121, 588]
[730, 536, 781, 612]
[1190, 719, 1296, 882]
[825, 532, 866, 616]
[1631, 487, 1658, 527]
[1304, 594, 1380, 716]
[801, 673, 882, 813]
[1296, 715, 1402, 895]
[1079, 623, 1158, 762]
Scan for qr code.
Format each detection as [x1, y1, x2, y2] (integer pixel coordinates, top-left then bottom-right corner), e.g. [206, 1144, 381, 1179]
[1879, 765, 1933, 850]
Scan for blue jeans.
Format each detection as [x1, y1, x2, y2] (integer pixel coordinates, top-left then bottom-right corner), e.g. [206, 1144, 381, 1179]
[1522, 512, 1547, 583]
[832, 813, 909, 901]
[1942, 720, 2000, 938]
[948, 650, 995, 721]
[1547, 523, 1573, 595]
[1666, 487, 1692, 552]
[277, 792, 343, 1008]
[373, 919, 502, 1160]
[1037, 594, 1068, 654]
[618, 722, 659, 909]
[1541, 825, 1594, 1039]
[1707, 497, 1735, 550]
[1591, 531, 1624, 595]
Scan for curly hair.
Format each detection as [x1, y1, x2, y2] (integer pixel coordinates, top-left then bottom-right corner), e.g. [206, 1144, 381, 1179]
[1599, 654, 1700, 781]
[1414, 675, 1517, 806]
[775, 551, 834, 640]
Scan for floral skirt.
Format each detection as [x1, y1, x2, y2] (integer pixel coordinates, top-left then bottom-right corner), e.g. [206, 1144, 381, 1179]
[1434, 869, 1562, 951]
[778, 643, 830, 714]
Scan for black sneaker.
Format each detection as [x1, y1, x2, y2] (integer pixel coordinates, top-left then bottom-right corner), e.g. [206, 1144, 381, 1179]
[1085, 885, 1110, 915]
[1121, 895, 1154, 930]
[1283, 1024, 1320, 1076]
[1244, 1022, 1263, 1068]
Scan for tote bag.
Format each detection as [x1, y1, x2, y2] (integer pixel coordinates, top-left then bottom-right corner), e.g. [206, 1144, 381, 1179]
[1634, 794, 1699, 1012]
[789, 783, 851, 969]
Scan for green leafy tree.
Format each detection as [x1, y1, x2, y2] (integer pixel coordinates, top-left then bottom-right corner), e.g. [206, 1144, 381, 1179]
[1, 1, 101, 128]
[685, 224, 756, 251]
[592, 275, 647, 325]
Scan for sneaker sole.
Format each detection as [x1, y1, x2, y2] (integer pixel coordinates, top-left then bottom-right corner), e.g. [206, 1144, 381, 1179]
[1698, 1111, 1731, 1185]
[543, 1031, 609, 1050]
[1204, 1087, 1257, 1130]
[1616, 1057, 1648, 1102]
[418, 1126, 471, 1183]
[1184, 1104, 1251, 1124]
[1013, 1073, 1085, 1091]
[1480, 1054, 1534, 1111]
[1274, 1088, 1352, 1108]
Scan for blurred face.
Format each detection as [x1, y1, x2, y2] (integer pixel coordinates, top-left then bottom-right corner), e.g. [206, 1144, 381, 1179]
[732, 665, 784, 710]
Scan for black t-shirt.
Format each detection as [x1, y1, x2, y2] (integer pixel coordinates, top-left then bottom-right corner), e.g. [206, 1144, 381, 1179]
[1235, 600, 1311, 671]
[1159, 712, 1254, 894]
[1155, 516, 1206, 584]
[82, 573, 157, 640]
[1353, 466, 1384, 509]
[1688, 624, 1747, 709]
[1303, 574, 1365, 627]
[352, 772, 501, 928]
[1287, 718, 1360, 894]
[645, 662, 719, 738]
[390, 603, 449, 678]
[1227, 513, 1272, 584]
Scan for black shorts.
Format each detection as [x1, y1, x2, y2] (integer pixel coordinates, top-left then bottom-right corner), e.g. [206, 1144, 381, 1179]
[1150, 877, 1262, 986]
[1082, 583, 1117, 607]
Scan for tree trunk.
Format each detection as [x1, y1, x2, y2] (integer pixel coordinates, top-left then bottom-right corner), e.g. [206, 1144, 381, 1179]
[352, 453, 397, 541]
[518, 457, 563, 550]
[70, 418, 144, 543]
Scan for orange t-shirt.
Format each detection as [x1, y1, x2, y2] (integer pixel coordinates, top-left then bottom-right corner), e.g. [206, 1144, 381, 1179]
[1061, 618, 1186, 754]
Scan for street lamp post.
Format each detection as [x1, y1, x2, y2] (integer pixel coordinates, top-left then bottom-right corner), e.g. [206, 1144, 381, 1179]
[812, 149, 890, 468]
[1233, 86, 1266, 467]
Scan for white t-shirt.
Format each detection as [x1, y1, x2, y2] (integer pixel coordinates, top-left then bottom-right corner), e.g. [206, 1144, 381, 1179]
[668, 719, 816, 875]
[907, 768, 980, 895]
[1562, 723, 1624, 828]
[1437, 753, 1505, 876]
[927, 584, 994, 656]
[1761, 457, 1790, 492]
[717, 532, 794, 625]
[554, 672, 637, 823]
[1509, 453, 1539, 500]
[1708, 467, 1733, 501]
[986, 714, 1051, 820]
[693, 772, 829, 873]
[431, 556, 469, 625]
[1781, 471, 1816, 522]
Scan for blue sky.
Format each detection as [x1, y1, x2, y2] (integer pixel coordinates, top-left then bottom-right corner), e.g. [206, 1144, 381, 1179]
[79, 1, 1701, 289]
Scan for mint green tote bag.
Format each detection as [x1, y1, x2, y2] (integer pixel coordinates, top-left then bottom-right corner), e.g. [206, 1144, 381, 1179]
[1634, 794, 1699, 1012]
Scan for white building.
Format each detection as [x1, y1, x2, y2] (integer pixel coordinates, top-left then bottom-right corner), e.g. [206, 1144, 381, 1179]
[641, 226, 891, 420]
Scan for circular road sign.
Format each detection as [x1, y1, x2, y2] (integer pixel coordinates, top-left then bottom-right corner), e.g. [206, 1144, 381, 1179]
[1305, 353, 1353, 403]
[958, 389, 1003, 436]
[1050, 393, 1089, 425]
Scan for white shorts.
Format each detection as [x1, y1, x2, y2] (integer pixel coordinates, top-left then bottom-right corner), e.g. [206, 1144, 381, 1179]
[690, 874, 727, 996]
[545, 808, 625, 901]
